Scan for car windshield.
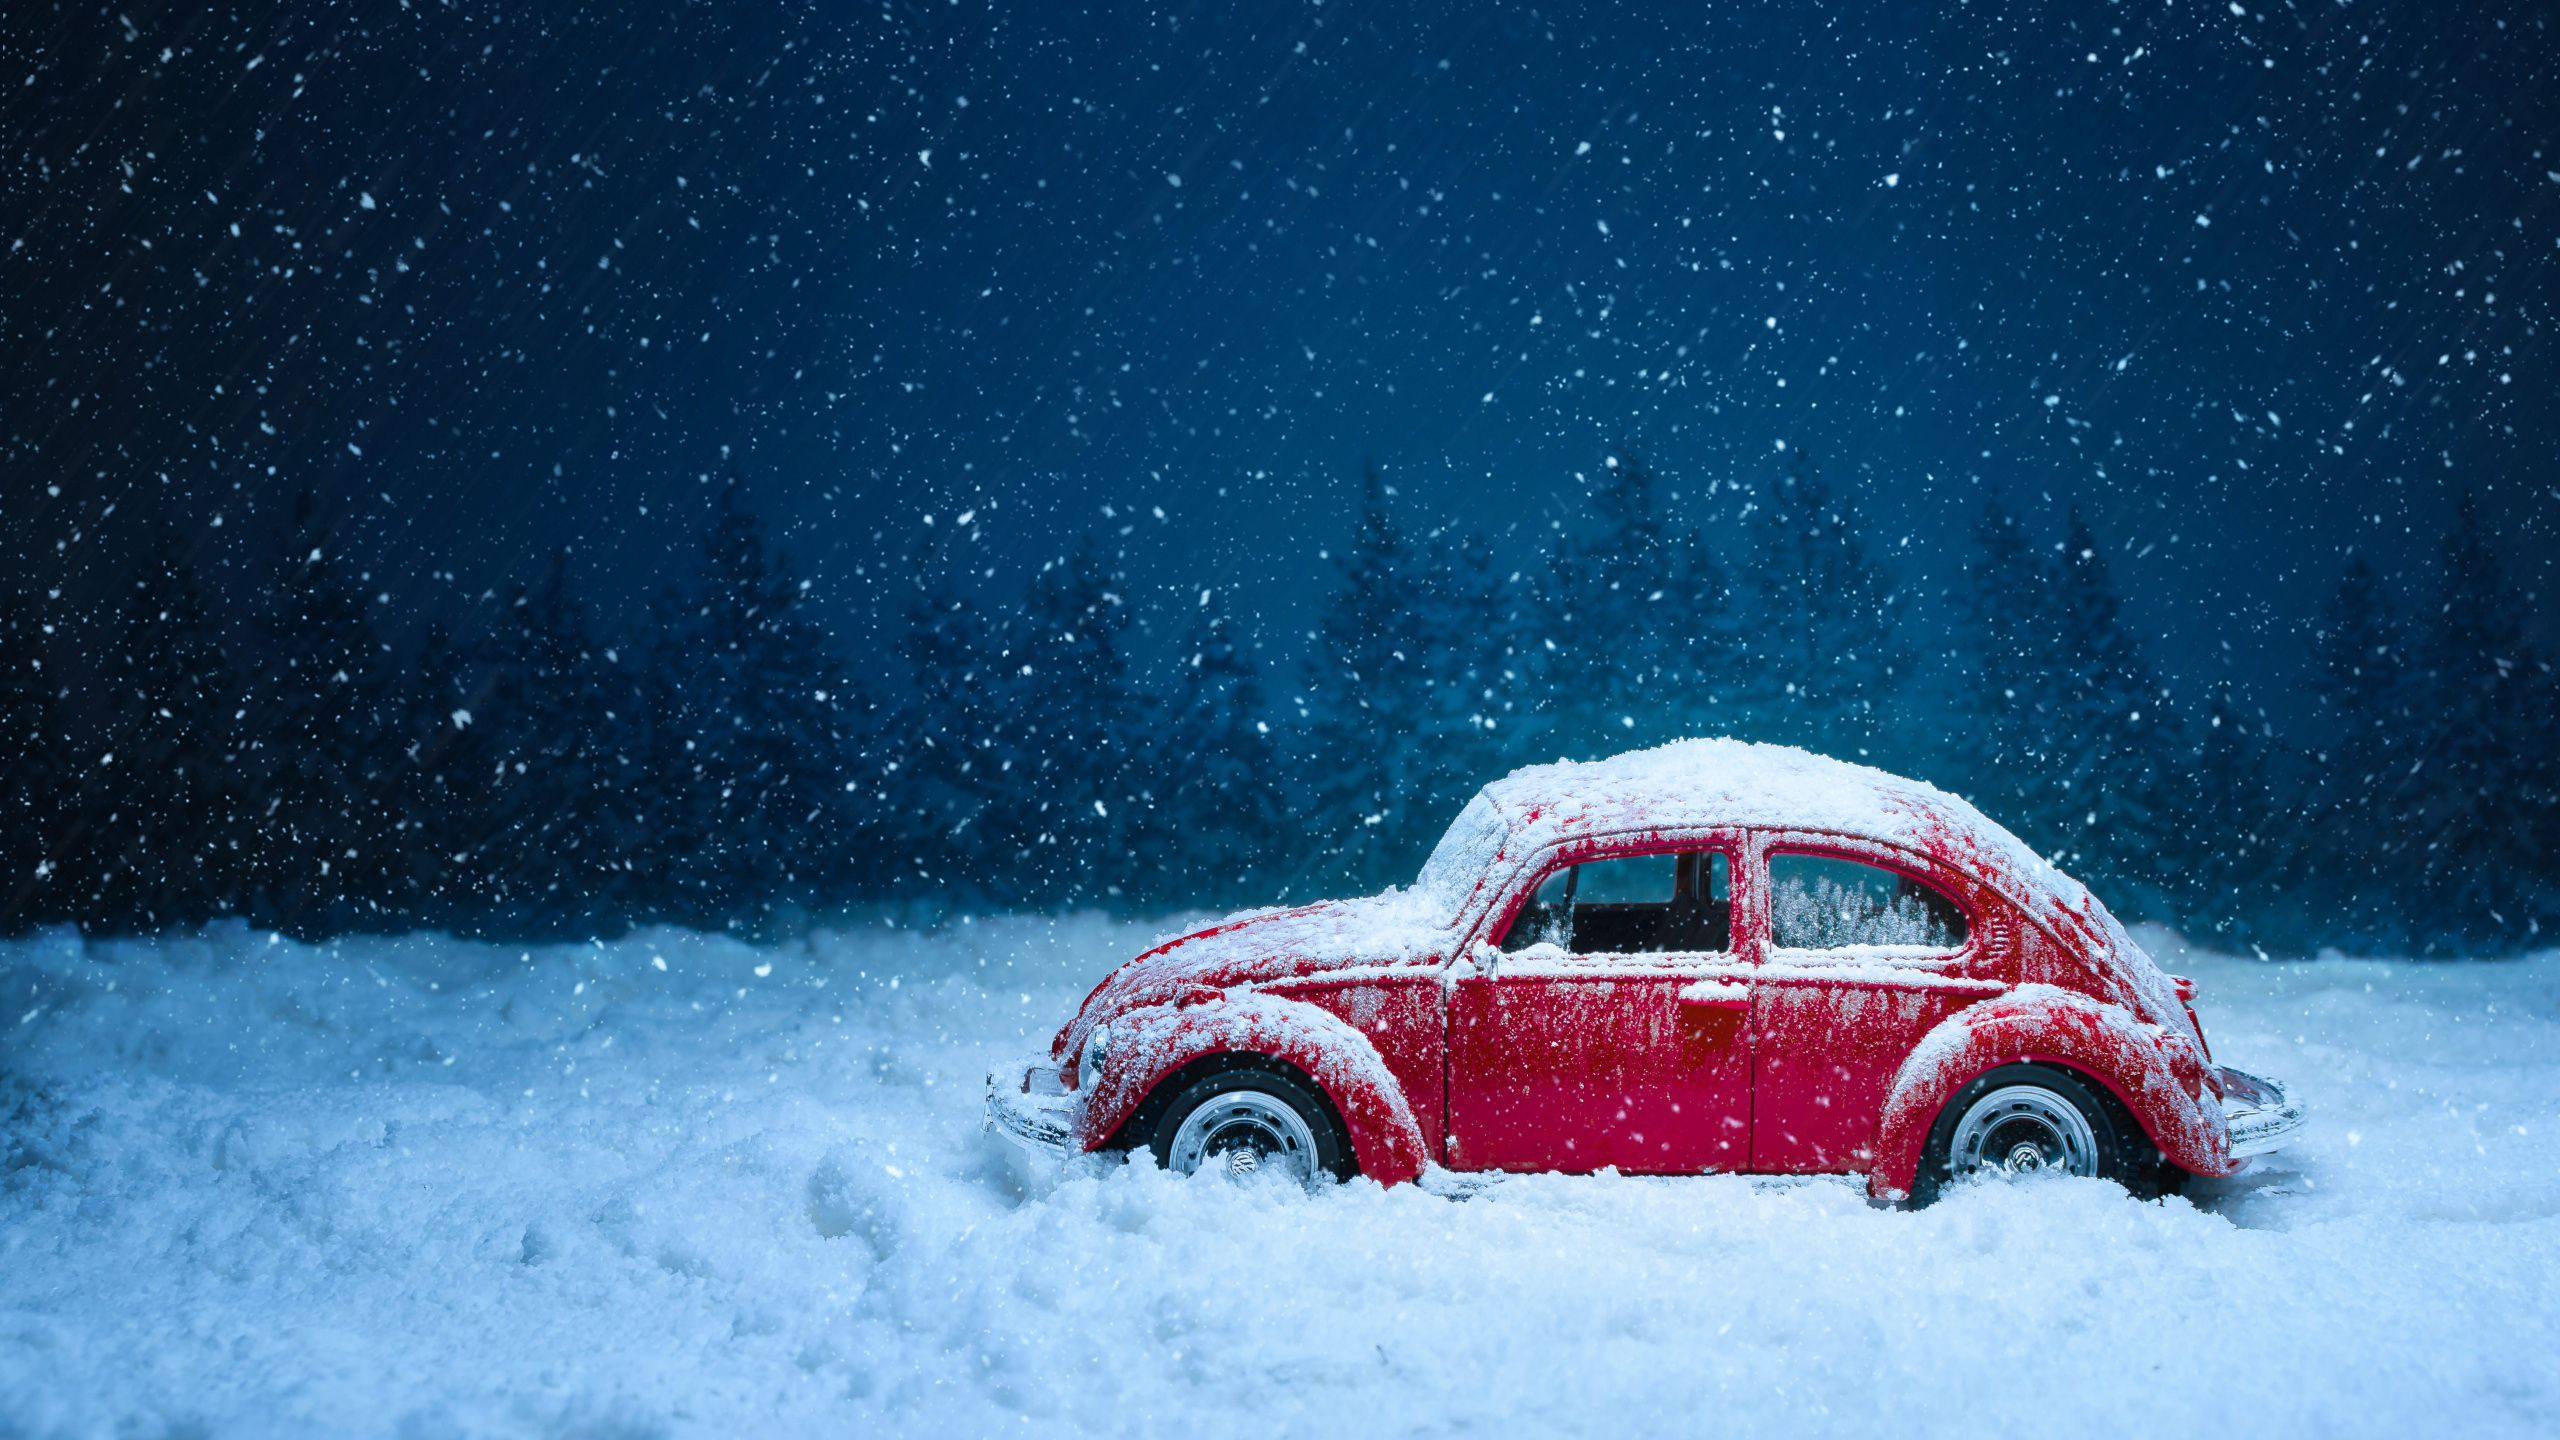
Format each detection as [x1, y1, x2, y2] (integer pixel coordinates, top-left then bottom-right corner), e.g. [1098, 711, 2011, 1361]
[1410, 793, 1509, 923]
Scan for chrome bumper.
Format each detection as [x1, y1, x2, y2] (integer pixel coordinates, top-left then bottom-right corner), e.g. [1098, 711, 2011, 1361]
[2219, 1066, 2307, 1158]
[984, 1052, 1077, 1159]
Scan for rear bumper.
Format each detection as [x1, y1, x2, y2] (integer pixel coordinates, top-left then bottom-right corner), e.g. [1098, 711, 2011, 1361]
[2218, 1066, 2306, 1158]
[984, 1052, 1077, 1159]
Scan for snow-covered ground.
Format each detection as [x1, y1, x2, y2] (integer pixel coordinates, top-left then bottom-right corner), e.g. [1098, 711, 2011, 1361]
[4, 916, 2557, 1439]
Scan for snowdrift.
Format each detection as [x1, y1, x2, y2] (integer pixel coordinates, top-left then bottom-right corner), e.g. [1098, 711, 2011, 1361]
[5, 917, 2558, 1438]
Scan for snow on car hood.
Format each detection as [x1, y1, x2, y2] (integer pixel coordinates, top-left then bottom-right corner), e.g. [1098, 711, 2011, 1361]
[1053, 886, 1457, 1061]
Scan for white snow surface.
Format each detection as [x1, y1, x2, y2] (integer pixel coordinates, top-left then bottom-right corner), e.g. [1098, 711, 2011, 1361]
[6, 916, 2559, 1438]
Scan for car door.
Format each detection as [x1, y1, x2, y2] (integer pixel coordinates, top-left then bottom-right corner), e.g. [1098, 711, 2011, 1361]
[1745, 834, 2007, 1173]
[1446, 844, 1753, 1174]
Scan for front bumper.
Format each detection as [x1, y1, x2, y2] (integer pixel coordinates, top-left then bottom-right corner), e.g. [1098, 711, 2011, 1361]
[984, 1052, 1077, 1159]
[2218, 1066, 2307, 1158]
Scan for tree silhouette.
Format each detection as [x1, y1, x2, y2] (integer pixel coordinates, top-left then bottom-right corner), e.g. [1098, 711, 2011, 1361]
[2397, 496, 2556, 951]
[1537, 449, 1734, 759]
[650, 478, 864, 928]
[1743, 446, 1909, 761]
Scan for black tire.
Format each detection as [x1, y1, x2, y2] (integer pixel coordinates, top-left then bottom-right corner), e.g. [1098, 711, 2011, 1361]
[1141, 1059, 1357, 1186]
[1910, 1062, 2188, 1207]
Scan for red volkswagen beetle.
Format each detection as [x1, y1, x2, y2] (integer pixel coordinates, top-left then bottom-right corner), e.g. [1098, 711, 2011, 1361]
[989, 740, 2302, 1203]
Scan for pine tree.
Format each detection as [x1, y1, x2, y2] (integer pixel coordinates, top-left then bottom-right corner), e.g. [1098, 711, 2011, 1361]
[2397, 496, 2555, 951]
[1135, 590, 1285, 906]
[88, 543, 246, 928]
[1535, 450, 1734, 759]
[1741, 446, 1910, 762]
[650, 479, 863, 929]
[884, 522, 1005, 908]
[467, 550, 658, 930]
[381, 620, 490, 925]
[1409, 523, 1518, 803]
[982, 534, 1144, 905]
[238, 495, 397, 934]
[1958, 496, 2056, 777]
[1955, 502, 2173, 916]
[1300, 466, 1508, 894]
[2182, 680, 2289, 947]
[2037, 507, 2176, 916]
[2300, 552, 2412, 947]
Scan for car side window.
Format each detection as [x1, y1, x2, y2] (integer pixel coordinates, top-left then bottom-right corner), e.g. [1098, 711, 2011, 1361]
[1499, 851, 1731, 955]
[1767, 852, 1967, 953]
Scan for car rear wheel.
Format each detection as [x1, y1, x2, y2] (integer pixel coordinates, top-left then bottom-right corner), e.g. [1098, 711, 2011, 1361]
[1147, 1065, 1352, 1190]
[1913, 1062, 2186, 1206]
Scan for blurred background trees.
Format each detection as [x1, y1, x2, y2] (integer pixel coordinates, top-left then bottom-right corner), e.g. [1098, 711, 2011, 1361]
[4, 454, 2552, 954]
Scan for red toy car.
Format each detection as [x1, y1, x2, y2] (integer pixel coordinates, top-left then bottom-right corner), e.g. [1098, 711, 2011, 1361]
[989, 740, 2303, 1202]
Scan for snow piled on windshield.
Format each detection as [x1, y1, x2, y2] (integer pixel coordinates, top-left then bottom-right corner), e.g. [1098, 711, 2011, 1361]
[1410, 791, 1510, 922]
[6, 918, 2558, 1438]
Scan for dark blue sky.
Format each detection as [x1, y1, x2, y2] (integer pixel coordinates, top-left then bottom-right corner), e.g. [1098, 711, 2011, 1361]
[7, 0, 2555, 732]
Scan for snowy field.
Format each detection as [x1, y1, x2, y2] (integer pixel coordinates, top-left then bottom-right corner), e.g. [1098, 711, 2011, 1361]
[4, 916, 2557, 1440]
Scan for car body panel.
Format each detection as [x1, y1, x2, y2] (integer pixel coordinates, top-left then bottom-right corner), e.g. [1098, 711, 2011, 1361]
[1267, 975, 1450, 1160]
[1070, 988, 1432, 1184]
[1448, 958, 1753, 1173]
[1871, 983, 2237, 1200]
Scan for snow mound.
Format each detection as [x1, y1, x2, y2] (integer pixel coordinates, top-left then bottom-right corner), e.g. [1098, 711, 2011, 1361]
[5, 918, 2559, 1437]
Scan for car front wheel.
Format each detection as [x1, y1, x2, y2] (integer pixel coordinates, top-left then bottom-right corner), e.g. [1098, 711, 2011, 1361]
[1913, 1062, 2186, 1206]
[1146, 1064, 1353, 1190]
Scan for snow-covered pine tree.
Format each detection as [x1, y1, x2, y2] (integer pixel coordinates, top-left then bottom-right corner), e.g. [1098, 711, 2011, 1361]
[2396, 495, 2556, 951]
[982, 534, 1144, 906]
[2181, 680, 2291, 948]
[89, 542, 246, 927]
[468, 550, 656, 930]
[238, 494, 399, 934]
[2301, 551, 2414, 948]
[1956, 496, 2058, 790]
[1741, 446, 1911, 764]
[1534, 449, 1733, 759]
[1300, 466, 1501, 894]
[885, 521, 1005, 908]
[2039, 507, 2177, 917]
[649, 478, 862, 929]
[378, 620, 490, 925]
[1404, 521, 1516, 836]
[1954, 501, 2173, 915]
[1134, 590, 1285, 907]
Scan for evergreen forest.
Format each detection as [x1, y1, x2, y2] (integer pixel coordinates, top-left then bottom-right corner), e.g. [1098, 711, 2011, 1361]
[5, 455, 2552, 956]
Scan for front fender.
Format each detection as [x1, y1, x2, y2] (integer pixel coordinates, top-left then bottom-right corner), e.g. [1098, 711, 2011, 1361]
[1073, 990, 1431, 1185]
[1870, 983, 2237, 1200]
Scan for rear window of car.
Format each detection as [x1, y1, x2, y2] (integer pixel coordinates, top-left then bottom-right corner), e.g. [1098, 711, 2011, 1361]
[1768, 852, 1967, 953]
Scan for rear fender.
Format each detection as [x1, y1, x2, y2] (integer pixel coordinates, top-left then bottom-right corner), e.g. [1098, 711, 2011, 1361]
[1073, 989, 1430, 1184]
[1869, 983, 2235, 1200]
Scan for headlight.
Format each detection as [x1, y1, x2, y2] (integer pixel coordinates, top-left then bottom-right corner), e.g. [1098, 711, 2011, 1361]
[1081, 1023, 1111, 1089]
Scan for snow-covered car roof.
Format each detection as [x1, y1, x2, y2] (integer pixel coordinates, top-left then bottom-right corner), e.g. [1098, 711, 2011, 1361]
[1415, 738, 2108, 948]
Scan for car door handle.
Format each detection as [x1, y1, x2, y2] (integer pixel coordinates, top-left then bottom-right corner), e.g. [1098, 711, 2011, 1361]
[1676, 979, 1750, 1009]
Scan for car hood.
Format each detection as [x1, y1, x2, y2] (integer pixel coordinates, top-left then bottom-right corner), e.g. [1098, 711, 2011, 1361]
[1051, 887, 1459, 1065]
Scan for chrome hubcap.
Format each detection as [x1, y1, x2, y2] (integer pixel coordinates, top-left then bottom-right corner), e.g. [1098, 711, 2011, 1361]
[1168, 1089, 1319, 1188]
[1950, 1085, 2101, 1181]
